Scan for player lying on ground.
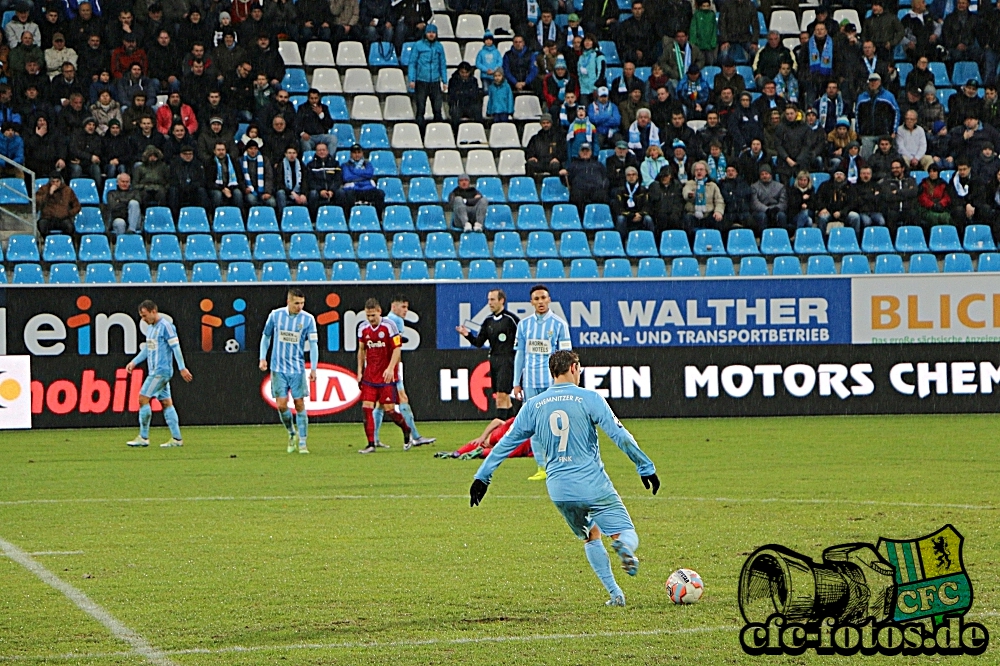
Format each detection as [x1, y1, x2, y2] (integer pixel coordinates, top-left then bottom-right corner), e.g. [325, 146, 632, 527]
[259, 288, 318, 454]
[357, 298, 413, 454]
[470, 350, 659, 607]
[434, 417, 533, 459]
[125, 300, 193, 448]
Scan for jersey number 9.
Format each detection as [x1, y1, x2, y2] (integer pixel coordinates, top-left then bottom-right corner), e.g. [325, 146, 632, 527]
[549, 410, 570, 452]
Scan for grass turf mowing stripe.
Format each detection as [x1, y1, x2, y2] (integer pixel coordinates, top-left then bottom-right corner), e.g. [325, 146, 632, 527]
[0, 535, 176, 666]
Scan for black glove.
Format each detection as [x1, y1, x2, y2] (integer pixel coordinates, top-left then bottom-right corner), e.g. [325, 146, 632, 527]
[641, 474, 660, 495]
[470, 479, 489, 506]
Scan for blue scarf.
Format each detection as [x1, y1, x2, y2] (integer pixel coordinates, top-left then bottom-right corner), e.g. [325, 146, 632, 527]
[215, 155, 237, 187]
[242, 152, 264, 193]
[536, 21, 556, 46]
[554, 75, 569, 102]
[694, 177, 707, 215]
[816, 93, 843, 130]
[706, 153, 726, 181]
[673, 157, 688, 183]
[808, 35, 833, 76]
[625, 180, 640, 208]
[774, 73, 798, 104]
[847, 155, 859, 183]
[565, 25, 584, 49]
[283, 158, 302, 192]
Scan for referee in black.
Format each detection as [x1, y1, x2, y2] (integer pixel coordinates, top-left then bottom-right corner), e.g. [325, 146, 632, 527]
[455, 289, 520, 419]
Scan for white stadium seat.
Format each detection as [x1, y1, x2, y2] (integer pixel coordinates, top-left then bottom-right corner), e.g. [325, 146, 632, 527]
[442, 41, 462, 67]
[384, 95, 416, 121]
[498, 40, 513, 56]
[769, 10, 799, 35]
[337, 41, 368, 67]
[432, 149, 464, 176]
[155, 94, 167, 107]
[351, 95, 383, 121]
[799, 9, 815, 32]
[429, 0, 446, 10]
[455, 14, 485, 39]
[429, 14, 455, 38]
[304, 41, 335, 67]
[391, 123, 423, 149]
[312, 68, 342, 93]
[464, 42, 483, 66]
[834, 9, 861, 32]
[279, 41, 302, 66]
[424, 122, 456, 149]
[487, 14, 512, 36]
[686, 119, 706, 131]
[520, 122, 541, 147]
[375, 68, 408, 94]
[423, 98, 436, 120]
[465, 149, 498, 175]
[497, 149, 526, 175]
[342, 68, 375, 94]
[513, 95, 542, 120]
[457, 122, 489, 147]
[489, 122, 520, 148]
[783, 37, 800, 50]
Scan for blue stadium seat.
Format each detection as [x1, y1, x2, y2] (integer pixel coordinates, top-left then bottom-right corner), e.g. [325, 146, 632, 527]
[952, 61, 981, 86]
[502, 259, 531, 279]
[928, 61, 949, 86]
[43, 235, 76, 262]
[282, 68, 309, 93]
[895, 226, 928, 252]
[400, 259, 430, 280]
[826, 227, 861, 254]
[897, 61, 913, 84]
[726, 228, 759, 256]
[485, 204, 515, 231]
[583, 204, 614, 230]
[978, 252, 1000, 271]
[700, 65, 720, 87]
[425, 231, 456, 258]
[507, 176, 538, 203]
[739, 256, 769, 276]
[469, 259, 498, 279]
[297, 261, 327, 281]
[382, 205, 415, 232]
[149, 234, 182, 262]
[908, 253, 938, 273]
[671, 257, 700, 277]
[911, 170, 928, 184]
[227, 261, 257, 282]
[840, 254, 871, 274]
[600, 41, 620, 65]
[516, 204, 548, 230]
[85, 263, 116, 283]
[570, 258, 600, 278]
[143, 207, 174, 233]
[440, 177, 458, 199]
[705, 257, 735, 276]
[492, 231, 524, 258]
[281, 206, 313, 232]
[603, 258, 632, 278]
[379, 177, 406, 203]
[49, 263, 80, 283]
[69, 178, 100, 204]
[357, 232, 390, 259]
[793, 227, 826, 254]
[315, 205, 348, 232]
[178, 207, 210, 233]
[369, 42, 399, 66]
[366, 260, 395, 280]
[262, 261, 293, 282]
[408, 177, 440, 202]
[12, 263, 44, 284]
[370, 150, 398, 176]
[771, 255, 802, 275]
[288, 233, 321, 260]
[289, 95, 307, 111]
[963, 224, 996, 251]
[185, 234, 217, 261]
[323, 95, 350, 120]
[434, 259, 463, 279]
[536, 258, 565, 278]
[332, 260, 362, 281]
[114, 235, 146, 261]
[874, 253, 905, 273]
[350, 205, 381, 232]
[659, 230, 692, 257]
[360, 124, 391, 149]
[626, 230, 657, 257]
[247, 206, 279, 232]
[0, 176, 29, 204]
[760, 228, 793, 255]
[74, 207, 105, 234]
[943, 252, 973, 272]
[737, 65, 755, 89]
[597, 149, 613, 165]
[550, 204, 582, 230]
[7, 234, 39, 262]
[540, 176, 569, 202]
[527, 231, 559, 258]
[121, 262, 152, 283]
[693, 229, 726, 256]
[324, 232, 355, 260]
[391, 232, 423, 259]
[929, 225, 962, 252]
[475, 177, 505, 202]
[219, 233, 252, 260]
[807, 254, 836, 275]
[458, 232, 490, 258]
[253, 233, 286, 260]
[212, 206, 245, 233]
[191, 262, 223, 282]
[810, 172, 831, 189]
[862, 226, 894, 253]
[333, 123, 355, 147]
[637, 257, 667, 277]
[936, 87, 956, 110]
[559, 231, 592, 258]
[78, 234, 111, 262]
[156, 262, 187, 282]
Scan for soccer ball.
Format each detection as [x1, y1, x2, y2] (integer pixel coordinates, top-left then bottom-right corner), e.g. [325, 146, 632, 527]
[666, 568, 704, 604]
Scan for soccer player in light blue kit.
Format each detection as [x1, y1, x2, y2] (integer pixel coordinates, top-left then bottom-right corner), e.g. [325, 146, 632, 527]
[470, 350, 659, 607]
[125, 300, 193, 448]
[512, 284, 571, 481]
[259, 288, 319, 454]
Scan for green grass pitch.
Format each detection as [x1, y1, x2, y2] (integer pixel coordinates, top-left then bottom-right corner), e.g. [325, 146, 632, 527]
[1, 414, 998, 664]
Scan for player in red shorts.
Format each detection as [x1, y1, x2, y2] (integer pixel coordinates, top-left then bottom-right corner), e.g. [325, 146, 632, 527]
[434, 417, 533, 460]
[357, 298, 412, 454]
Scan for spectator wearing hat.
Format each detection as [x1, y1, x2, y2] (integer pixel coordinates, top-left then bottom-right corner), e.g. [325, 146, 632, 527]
[560, 142, 609, 214]
[115, 63, 159, 105]
[855, 72, 899, 156]
[669, 138, 691, 182]
[917, 84, 946, 135]
[486, 68, 515, 122]
[896, 109, 932, 171]
[972, 141, 1000, 185]
[712, 56, 745, 102]
[610, 62, 644, 106]
[564, 13, 585, 50]
[240, 139, 275, 209]
[613, 165, 653, 240]
[0, 122, 24, 177]
[646, 165, 684, 238]
[681, 160, 724, 239]
[949, 80, 985, 130]
[68, 115, 103, 182]
[156, 91, 197, 135]
[110, 33, 146, 79]
[615, 1, 658, 67]
[248, 33, 285, 88]
[605, 139, 640, 190]
[542, 55, 579, 109]
[169, 144, 209, 215]
[5, 4, 40, 50]
[408, 24, 447, 130]
[916, 164, 952, 227]
[525, 113, 567, 178]
[132, 145, 168, 207]
[575, 33, 604, 104]
[639, 143, 667, 187]
[658, 29, 703, 88]
[816, 168, 851, 232]
[305, 142, 345, 215]
[448, 173, 487, 232]
[195, 115, 232, 163]
[475, 31, 502, 81]
[619, 87, 649, 136]
[718, 0, 757, 63]
[717, 163, 753, 232]
[566, 104, 597, 159]
[588, 86, 620, 145]
[898, 84, 924, 120]
[36, 172, 82, 237]
[342, 144, 385, 214]
[750, 163, 787, 232]
[942, 0, 979, 63]
[448, 62, 483, 131]
[89, 88, 121, 134]
[45, 32, 78, 79]
[677, 63, 709, 120]
[206, 140, 244, 211]
[101, 118, 129, 178]
[879, 159, 919, 231]
[106, 172, 143, 235]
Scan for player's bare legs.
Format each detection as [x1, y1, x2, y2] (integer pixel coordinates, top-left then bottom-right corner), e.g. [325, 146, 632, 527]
[359, 401, 411, 453]
[273, 392, 298, 452]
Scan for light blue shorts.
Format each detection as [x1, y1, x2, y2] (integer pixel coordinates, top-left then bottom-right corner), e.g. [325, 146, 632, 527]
[554, 493, 635, 540]
[523, 385, 549, 400]
[140, 374, 171, 401]
[271, 371, 308, 399]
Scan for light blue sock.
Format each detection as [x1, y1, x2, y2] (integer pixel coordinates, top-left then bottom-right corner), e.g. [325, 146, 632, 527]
[278, 408, 295, 435]
[163, 406, 181, 441]
[373, 407, 384, 442]
[138, 403, 152, 439]
[296, 412, 308, 444]
[584, 539, 622, 599]
[616, 529, 639, 553]
[399, 403, 421, 439]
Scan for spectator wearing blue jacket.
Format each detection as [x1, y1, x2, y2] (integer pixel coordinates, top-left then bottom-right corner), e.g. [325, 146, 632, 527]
[341, 143, 386, 214]
[486, 69, 514, 121]
[408, 23, 448, 130]
[502, 34, 538, 94]
[676, 63, 710, 120]
[475, 32, 503, 82]
[587, 86, 620, 146]
[0, 122, 25, 175]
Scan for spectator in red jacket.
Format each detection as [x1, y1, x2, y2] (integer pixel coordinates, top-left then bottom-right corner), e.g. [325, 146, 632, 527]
[110, 34, 148, 80]
[156, 91, 198, 135]
[917, 164, 952, 227]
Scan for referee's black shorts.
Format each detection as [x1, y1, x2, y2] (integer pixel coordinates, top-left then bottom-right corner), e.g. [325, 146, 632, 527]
[490, 356, 515, 394]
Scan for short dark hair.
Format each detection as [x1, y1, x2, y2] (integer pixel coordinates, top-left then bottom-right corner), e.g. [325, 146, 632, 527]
[956, 157, 970, 167]
[391, 294, 408, 304]
[138, 299, 157, 313]
[529, 284, 549, 297]
[489, 288, 506, 304]
[365, 297, 381, 310]
[549, 350, 579, 378]
[287, 288, 305, 299]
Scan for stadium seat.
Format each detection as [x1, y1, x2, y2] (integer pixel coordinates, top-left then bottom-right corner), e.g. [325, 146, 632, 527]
[908, 253, 938, 273]
[492, 231, 524, 258]
[369, 150, 398, 176]
[626, 230, 657, 257]
[827, 227, 862, 254]
[366, 260, 395, 280]
[280, 206, 313, 233]
[43, 235, 76, 262]
[349, 206, 381, 232]
[760, 228, 793, 255]
[550, 204, 582, 230]
[337, 41, 367, 66]
[515, 204, 547, 230]
[360, 123, 390, 149]
[603, 258, 632, 278]
[380, 206, 413, 232]
[189, 262, 222, 282]
[325, 234, 356, 261]
[253, 233, 286, 260]
[425, 122, 456, 149]
[400, 259, 430, 280]
[502, 259, 531, 279]
[527, 231, 559, 258]
[7, 234, 39, 262]
[176, 207, 210, 234]
[245, 206, 278, 233]
[416, 205, 448, 231]
[74, 207, 105, 234]
[313, 69, 342, 93]
[475, 177, 505, 203]
[148, 234, 182, 262]
[315, 205, 348, 232]
[736, 65, 756, 89]
[12, 263, 44, 284]
[85, 263, 116, 283]
[279, 40, 304, 66]
[659, 230, 692, 257]
[357, 233, 390, 259]
[297, 261, 327, 281]
[497, 149, 526, 175]
[928, 225, 962, 252]
[140, 206, 173, 234]
[911, 170, 929, 184]
[582, 203, 614, 230]
[559, 231, 592, 258]
[458, 232, 490, 259]
[70, 178, 100, 204]
[895, 226, 928, 252]
[434, 259, 463, 279]
[281, 68, 309, 93]
[963, 224, 997, 251]
[512, 95, 542, 121]
[114, 235, 146, 261]
[705, 256, 735, 276]
[352, 95, 383, 121]
[262, 261, 293, 282]
[874, 253, 905, 273]
[811, 172, 831, 190]
[739, 256, 769, 276]
[391, 232, 423, 259]
[408, 177, 439, 203]
[455, 13, 485, 38]
[484, 204, 515, 231]
[457, 122, 489, 147]
[839, 254, 871, 274]
[862, 226, 894, 253]
[429, 14, 454, 37]
[807, 254, 837, 275]
[466, 150, 498, 176]
[78, 234, 112, 263]
[48, 263, 80, 283]
[598, 40, 620, 65]
[951, 61, 980, 86]
[399, 41, 416, 66]
[226, 261, 257, 282]
[432, 150, 464, 176]
[700, 65, 720, 87]
[0, 176, 29, 204]
[397, 150, 431, 176]
[671, 257, 700, 277]
[978, 252, 1000, 271]
[377, 70, 408, 95]
[536, 258, 565, 278]
[211, 207, 244, 233]
[289, 95, 307, 111]
[368, 42, 399, 67]
[332, 260, 362, 281]
[378, 178, 406, 204]
[539, 177, 569, 203]
[569, 258, 599, 278]
[772, 255, 802, 275]
[936, 87, 957, 111]
[726, 228, 759, 256]
[468, 259, 497, 279]
[769, 9, 798, 34]
[286, 233, 319, 261]
[155, 262, 186, 282]
[507, 176, 538, 203]
[943, 252, 973, 272]
[333, 123, 356, 147]
[637, 257, 668, 277]
[928, 61, 950, 87]
[463, 41, 483, 65]
[489, 123, 520, 148]
[693, 229, 726, 256]
[321, 95, 350, 121]
[793, 227, 826, 254]
[121, 262, 152, 283]
[181, 234, 215, 261]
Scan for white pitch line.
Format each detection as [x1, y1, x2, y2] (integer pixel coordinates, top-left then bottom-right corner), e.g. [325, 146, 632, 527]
[27, 551, 84, 556]
[0, 536, 176, 666]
